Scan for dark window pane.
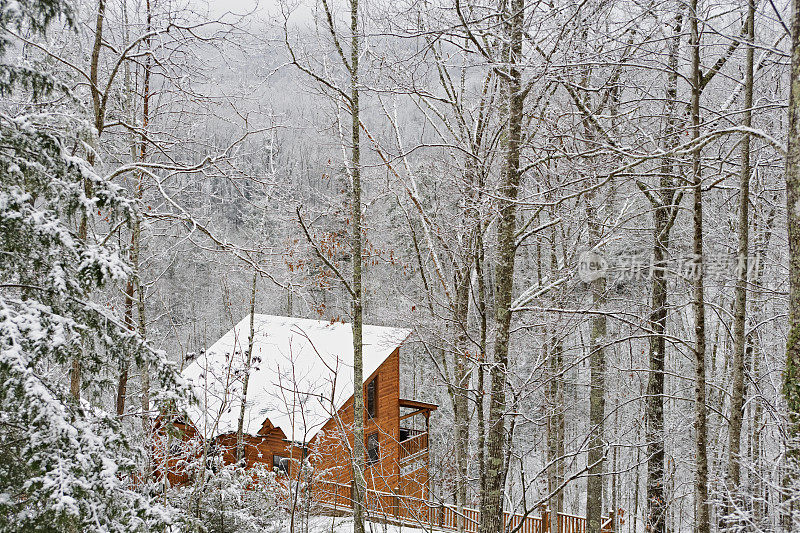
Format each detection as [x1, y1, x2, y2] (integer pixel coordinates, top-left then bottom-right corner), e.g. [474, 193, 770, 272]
[273, 455, 289, 475]
[367, 433, 380, 465]
[367, 378, 377, 418]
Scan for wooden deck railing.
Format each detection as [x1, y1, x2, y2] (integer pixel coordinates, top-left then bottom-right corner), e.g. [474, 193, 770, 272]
[312, 480, 614, 533]
[398, 429, 428, 463]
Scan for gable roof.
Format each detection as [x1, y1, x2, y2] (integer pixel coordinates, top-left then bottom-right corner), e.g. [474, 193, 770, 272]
[181, 314, 411, 443]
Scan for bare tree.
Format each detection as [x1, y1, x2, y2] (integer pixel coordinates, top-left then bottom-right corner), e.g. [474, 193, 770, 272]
[478, 0, 525, 529]
[785, 0, 800, 525]
[689, 0, 710, 530]
[725, 0, 756, 524]
[644, 10, 684, 533]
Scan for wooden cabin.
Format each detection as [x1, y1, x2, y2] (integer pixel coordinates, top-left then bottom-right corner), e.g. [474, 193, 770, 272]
[154, 314, 615, 533]
[158, 314, 436, 515]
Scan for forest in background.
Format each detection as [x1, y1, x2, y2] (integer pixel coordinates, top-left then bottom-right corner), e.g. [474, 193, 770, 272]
[2, 0, 800, 531]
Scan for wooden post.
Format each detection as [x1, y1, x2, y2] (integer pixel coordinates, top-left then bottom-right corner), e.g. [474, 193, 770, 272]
[425, 411, 431, 501]
[541, 505, 550, 533]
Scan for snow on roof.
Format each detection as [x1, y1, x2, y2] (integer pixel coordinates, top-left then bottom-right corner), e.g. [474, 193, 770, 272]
[181, 314, 411, 443]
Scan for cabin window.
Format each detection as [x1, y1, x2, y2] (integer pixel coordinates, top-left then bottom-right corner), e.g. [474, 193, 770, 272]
[273, 455, 290, 475]
[367, 377, 378, 418]
[367, 433, 380, 465]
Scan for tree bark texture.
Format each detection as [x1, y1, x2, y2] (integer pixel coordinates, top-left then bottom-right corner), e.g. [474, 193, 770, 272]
[689, 2, 710, 530]
[725, 0, 755, 521]
[478, 0, 524, 529]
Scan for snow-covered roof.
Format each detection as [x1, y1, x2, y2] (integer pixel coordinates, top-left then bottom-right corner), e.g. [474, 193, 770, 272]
[181, 314, 411, 443]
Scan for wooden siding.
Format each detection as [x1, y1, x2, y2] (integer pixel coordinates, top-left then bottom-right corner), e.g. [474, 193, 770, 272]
[311, 346, 403, 495]
[152, 419, 200, 487]
[158, 347, 426, 488]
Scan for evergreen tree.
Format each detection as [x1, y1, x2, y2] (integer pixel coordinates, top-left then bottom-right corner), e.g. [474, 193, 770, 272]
[0, 1, 187, 530]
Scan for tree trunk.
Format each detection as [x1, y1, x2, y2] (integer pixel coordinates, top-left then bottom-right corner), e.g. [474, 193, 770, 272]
[71, 0, 107, 401]
[116, 277, 135, 415]
[689, 2, 710, 530]
[350, 0, 365, 528]
[726, 0, 755, 522]
[547, 310, 565, 533]
[585, 197, 606, 533]
[646, 11, 682, 533]
[785, 1, 800, 530]
[478, 0, 524, 528]
[134, 203, 149, 455]
[750, 204, 775, 524]
[453, 268, 471, 533]
[785, 0, 800, 486]
[115, 19, 140, 416]
[646, 207, 669, 533]
[137, 0, 153, 482]
[236, 273, 258, 464]
[475, 227, 488, 510]
[578, 12, 606, 530]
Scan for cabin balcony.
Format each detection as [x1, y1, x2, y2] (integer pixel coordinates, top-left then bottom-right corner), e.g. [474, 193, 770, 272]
[398, 398, 435, 468]
[398, 427, 428, 462]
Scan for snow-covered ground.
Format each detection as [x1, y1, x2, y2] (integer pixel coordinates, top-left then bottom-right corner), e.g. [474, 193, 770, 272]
[288, 515, 430, 533]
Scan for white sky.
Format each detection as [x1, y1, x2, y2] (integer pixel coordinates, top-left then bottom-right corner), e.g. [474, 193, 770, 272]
[202, 0, 268, 20]
[202, 0, 315, 29]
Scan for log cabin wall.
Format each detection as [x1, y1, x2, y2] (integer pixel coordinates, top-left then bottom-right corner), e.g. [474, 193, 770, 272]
[311, 347, 401, 495]
[215, 429, 295, 473]
[152, 419, 202, 487]
[196, 346, 407, 496]
[157, 345, 432, 509]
